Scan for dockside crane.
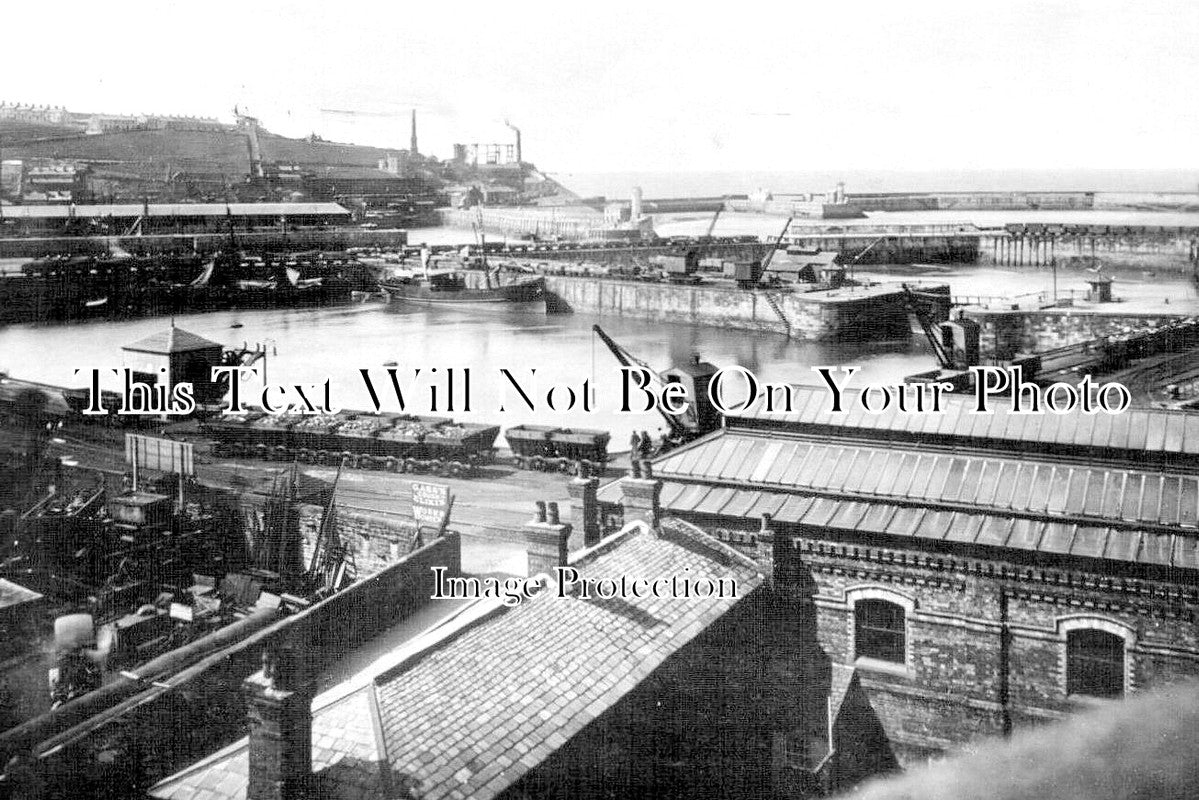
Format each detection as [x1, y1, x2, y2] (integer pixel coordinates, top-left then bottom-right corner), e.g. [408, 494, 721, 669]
[733, 216, 793, 289]
[591, 324, 721, 453]
[700, 201, 725, 243]
[901, 284, 954, 369]
[844, 235, 887, 282]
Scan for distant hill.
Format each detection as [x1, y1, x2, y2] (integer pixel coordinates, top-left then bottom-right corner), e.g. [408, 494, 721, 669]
[2, 128, 253, 179]
[0, 119, 84, 143]
[0, 115, 580, 206]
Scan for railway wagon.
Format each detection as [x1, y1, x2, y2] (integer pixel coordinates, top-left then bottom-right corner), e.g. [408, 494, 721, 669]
[203, 411, 499, 476]
[505, 425, 611, 474]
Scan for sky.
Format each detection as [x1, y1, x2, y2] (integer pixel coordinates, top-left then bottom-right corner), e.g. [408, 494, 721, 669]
[4, 0, 1198, 174]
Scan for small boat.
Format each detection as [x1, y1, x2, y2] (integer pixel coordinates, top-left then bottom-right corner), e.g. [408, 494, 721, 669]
[383, 360, 398, 367]
[84, 297, 108, 308]
[379, 271, 545, 309]
[230, 322, 244, 329]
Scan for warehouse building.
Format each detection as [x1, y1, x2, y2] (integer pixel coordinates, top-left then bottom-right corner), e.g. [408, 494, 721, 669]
[601, 386, 1199, 792]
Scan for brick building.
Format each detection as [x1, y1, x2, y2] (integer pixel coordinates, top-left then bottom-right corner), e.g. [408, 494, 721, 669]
[599, 386, 1199, 791]
[148, 517, 772, 800]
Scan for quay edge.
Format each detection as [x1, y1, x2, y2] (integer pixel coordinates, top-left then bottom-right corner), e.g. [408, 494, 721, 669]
[542, 274, 929, 340]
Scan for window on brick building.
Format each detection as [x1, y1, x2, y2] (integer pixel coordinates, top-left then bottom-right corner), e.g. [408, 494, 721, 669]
[1066, 629, 1124, 698]
[854, 599, 906, 663]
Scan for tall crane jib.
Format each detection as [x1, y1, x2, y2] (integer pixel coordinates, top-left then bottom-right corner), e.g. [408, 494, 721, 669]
[591, 324, 722, 454]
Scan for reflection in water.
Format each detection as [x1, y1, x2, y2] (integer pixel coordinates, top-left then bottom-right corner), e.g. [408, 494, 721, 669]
[0, 301, 923, 446]
[3, 261, 1192, 446]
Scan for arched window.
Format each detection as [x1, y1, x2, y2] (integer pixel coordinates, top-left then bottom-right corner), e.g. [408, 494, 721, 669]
[1066, 629, 1124, 698]
[854, 599, 906, 664]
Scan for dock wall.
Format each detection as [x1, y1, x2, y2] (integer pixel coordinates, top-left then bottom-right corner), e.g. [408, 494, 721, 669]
[544, 275, 912, 341]
[965, 307, 1193, 359]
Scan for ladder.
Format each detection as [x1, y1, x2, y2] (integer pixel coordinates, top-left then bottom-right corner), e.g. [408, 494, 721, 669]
[763, 292, 792, 337]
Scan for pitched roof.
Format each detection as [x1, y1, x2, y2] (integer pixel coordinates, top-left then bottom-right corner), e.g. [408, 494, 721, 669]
[151, 686, 385, 800]
[0, 202, 350, 220]
[372, 520, 762, 799]
[149, 520, 763, 800]
[728, 383, 1199, 469]
[122, 326, 222, 354]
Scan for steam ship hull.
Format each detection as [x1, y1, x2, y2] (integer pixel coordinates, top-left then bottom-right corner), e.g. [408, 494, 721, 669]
[379, 276, 545, 308]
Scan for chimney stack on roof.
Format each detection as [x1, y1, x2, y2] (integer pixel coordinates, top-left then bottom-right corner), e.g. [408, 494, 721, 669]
[243, 645, 315, 800]
[621, 470, 662, 530]
[568, 474, 602, 547]
[526, 499, 571, 577]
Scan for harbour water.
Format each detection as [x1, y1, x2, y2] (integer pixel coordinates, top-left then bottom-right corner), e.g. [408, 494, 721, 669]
[0, 301, 927, 448]
[4, 263, 1197, 448]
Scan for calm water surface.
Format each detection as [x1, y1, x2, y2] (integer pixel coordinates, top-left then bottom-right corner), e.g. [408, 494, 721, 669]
[0, 302, 927, 446]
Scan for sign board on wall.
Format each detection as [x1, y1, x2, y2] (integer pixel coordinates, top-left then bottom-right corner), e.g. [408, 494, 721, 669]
[411, 481, 451, 528]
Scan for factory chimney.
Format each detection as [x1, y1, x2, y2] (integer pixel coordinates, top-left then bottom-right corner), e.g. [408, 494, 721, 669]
[631, 186, 643, 220]
[504, 119, 522, 164]
[410, 109, 418, 156]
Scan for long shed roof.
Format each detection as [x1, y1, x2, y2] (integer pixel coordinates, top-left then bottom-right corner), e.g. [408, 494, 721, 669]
[0, 202, 349, 220]
[632, 428, 1199, 569]
[728, 383, 1199, 469]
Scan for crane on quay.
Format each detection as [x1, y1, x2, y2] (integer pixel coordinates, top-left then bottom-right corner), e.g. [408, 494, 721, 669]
[591, 324, 723, 455]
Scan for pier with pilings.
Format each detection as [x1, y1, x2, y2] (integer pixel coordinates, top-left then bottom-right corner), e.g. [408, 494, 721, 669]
[981, 223, 1199, 273]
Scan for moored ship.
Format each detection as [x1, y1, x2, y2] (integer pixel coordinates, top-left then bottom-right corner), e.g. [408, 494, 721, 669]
[379, 270, 545, 309]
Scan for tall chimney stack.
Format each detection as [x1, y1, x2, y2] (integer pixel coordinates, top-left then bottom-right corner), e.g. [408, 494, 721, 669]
[631, 186, 643, 220]
[410, 109, 418, 156]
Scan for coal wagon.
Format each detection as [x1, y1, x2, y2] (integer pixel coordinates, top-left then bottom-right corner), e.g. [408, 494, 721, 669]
[505, 425, 610, 474]
[203, 411, 499, 477]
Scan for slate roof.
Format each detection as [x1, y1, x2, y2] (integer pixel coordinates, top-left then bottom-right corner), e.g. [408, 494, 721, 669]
[149, 520, 763, 800]
[122, 325, 222, 354]
[151, 686, 385, 800]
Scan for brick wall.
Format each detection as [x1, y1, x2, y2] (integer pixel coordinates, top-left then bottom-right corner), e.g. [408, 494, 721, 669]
[797, 532, 1199, 768]
[298, 504, 420, 577]
[666, 511, 1199, 777]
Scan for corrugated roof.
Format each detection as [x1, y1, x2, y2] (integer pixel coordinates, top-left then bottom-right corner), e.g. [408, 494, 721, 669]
[656, 430, 1198, 530]
[729, 384, 1199, 467]
[0, 202, 350, 219]
[122, 325, 223, 354]
[647, 429, 1199, 568]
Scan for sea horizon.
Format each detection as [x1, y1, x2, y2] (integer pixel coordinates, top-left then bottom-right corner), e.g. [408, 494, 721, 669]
[551, 168, 1199, 200]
